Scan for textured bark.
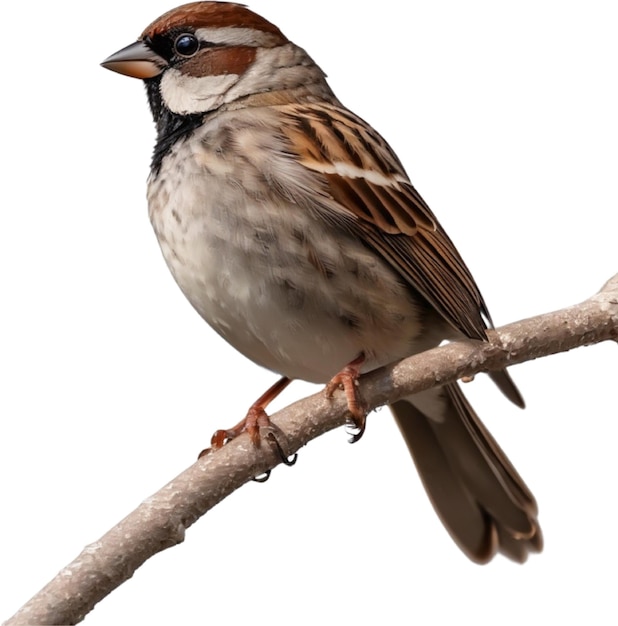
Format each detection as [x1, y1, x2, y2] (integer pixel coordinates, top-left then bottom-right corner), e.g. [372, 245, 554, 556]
[4, 274, 617, 626]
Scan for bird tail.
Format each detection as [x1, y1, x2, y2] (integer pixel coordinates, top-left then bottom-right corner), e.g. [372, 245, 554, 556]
[390, 379, 542, 563]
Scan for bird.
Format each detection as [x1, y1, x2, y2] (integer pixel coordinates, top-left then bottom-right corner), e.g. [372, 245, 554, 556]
[101, 1, 542, 563]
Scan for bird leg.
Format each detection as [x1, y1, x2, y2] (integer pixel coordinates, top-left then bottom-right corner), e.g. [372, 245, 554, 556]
[200, 376, 295, 464]
[324, 353, 368, 443]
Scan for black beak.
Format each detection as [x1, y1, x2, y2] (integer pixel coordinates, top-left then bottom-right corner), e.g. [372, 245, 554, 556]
[101, 41, 167, 79]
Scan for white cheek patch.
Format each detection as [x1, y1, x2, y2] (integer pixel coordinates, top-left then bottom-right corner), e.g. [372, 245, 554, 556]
[160, 68, 238, 114]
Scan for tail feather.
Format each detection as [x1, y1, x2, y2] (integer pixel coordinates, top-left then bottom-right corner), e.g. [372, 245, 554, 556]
[445, 384, 537, 516]
[390, 378, 542, 563]
[489, 369, 525, 409]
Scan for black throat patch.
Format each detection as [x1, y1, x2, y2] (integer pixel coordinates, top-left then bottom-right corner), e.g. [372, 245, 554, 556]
[145, 77, 205, 175]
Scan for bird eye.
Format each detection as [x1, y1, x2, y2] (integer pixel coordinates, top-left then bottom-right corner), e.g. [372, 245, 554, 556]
[174, 34, 199, 57]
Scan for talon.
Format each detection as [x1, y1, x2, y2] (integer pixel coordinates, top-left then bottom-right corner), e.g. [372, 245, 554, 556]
[461, 375, 475, 383]
[283, 453, 298, 466]
[267, 432, 298, 466]
[345, 416, 366, 444]
[252, 470, 271, 483]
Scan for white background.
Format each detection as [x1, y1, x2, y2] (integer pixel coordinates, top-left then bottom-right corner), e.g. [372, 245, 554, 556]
[1, 1, 617, 624]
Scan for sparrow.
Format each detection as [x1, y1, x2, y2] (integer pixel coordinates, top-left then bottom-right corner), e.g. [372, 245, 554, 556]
[102, 1, 542, 563]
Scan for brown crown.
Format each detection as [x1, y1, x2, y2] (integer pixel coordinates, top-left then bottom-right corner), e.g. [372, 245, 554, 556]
[141, 1, 287, 42]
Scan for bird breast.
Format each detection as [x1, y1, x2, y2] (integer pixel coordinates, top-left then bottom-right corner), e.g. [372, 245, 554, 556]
[147, 109, 425, 382]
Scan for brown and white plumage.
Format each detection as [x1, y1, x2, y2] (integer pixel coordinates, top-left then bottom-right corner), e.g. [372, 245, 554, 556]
[102, 1, 542, 563]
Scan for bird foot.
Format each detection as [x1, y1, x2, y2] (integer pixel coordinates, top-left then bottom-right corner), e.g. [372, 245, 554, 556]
[324, 354, 367, 443]
[208, 404, 271, 450]
[198, 377, 297, 471]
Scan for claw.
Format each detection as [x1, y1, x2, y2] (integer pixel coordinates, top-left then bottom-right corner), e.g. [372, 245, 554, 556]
[267, 432, 298, 466]
[252, 470, 271, 483]
[345, 417, 366, 444]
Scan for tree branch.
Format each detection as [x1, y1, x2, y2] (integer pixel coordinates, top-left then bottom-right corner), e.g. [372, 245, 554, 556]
[5, 274, 617, 626]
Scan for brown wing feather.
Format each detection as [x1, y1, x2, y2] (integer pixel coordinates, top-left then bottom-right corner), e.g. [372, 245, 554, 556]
[282, 102, 491, 341]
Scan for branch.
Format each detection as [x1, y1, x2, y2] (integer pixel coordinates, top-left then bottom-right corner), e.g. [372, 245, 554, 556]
[5, 274, 617, 626]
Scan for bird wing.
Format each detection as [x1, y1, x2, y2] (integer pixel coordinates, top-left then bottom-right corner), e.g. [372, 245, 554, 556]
[280, 102, 491, 341]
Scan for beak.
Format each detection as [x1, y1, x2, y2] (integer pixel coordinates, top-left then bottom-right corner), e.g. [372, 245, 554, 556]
[101, 41, 167, 79]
